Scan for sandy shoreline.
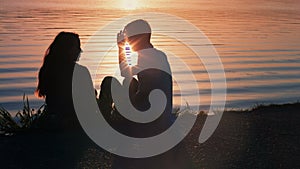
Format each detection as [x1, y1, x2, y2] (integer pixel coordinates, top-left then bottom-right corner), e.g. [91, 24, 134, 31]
[1, 102, 299, 169]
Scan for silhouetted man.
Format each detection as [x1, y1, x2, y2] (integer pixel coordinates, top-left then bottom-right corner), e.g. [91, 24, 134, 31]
[117, 19, 173, 136]
[99, 19, 192, 169]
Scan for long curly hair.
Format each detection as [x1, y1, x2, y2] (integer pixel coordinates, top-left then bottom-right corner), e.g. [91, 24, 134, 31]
[36, 32, 81, 97]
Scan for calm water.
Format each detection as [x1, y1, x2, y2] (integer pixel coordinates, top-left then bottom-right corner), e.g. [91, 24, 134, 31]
[1, 0, 300, 112]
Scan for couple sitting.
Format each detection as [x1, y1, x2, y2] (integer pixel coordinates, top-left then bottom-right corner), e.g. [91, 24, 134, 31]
[35, 19, 194, 169]
[36, 19, 173, 135]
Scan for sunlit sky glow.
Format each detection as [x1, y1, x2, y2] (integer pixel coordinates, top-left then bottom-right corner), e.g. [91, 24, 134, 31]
[1, 0, 299, 11]
[120, 0, 139, 10]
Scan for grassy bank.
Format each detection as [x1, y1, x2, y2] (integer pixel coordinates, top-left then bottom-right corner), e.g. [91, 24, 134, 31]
[0, 102, 299, 168]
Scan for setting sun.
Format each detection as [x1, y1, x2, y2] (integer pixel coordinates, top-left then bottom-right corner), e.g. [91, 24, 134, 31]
[120, 0, 139, 10]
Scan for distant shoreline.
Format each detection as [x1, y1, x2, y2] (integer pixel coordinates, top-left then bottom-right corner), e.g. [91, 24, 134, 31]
[1, 99, 300, 116]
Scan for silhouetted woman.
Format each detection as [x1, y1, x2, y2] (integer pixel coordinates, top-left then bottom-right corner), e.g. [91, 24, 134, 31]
[36, 32, 82, 130]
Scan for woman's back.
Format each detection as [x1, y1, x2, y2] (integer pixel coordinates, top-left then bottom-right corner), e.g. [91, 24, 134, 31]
[36, 32, 82, 131]
[45, 63, 74, 113]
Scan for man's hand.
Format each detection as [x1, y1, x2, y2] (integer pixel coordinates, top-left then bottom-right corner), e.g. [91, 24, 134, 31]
[117, 30, 126, 48]
[118, 30, 126, 65]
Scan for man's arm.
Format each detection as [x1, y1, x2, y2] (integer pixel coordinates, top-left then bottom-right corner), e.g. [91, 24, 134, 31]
[117, 30, 132, 78]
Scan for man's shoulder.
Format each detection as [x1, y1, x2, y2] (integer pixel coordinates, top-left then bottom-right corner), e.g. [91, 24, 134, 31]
[140, 47, 165, 55]
[154, 48, 168, 64]
[153, 48, 167, 57]
[138, 48, 171, 74]
[141, 48, 167, 61]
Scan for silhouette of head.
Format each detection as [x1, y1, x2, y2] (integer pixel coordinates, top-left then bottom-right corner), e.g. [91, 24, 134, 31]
[36, 32, 81, 97]
[124, 19, 152, 51]
[47, 32, 82, 63]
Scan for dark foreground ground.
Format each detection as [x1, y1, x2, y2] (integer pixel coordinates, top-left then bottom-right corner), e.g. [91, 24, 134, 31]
[1, 102, 300, 169]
